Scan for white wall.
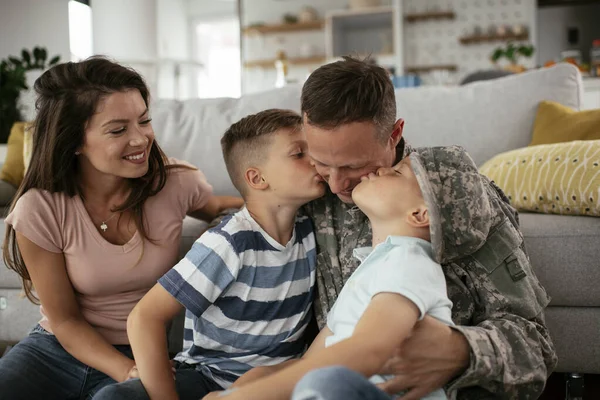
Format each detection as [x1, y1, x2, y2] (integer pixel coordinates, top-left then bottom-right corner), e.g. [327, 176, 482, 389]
[537, 4, 600, 65]
[188, 0, 236, 20]
[156, 0, 195, 99]
[0, 0, 70, 63]
[92, 0, 158, 95]
[157, 0, 189, 59]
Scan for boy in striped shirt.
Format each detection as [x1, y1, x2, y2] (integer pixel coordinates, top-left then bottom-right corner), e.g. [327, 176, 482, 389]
[124, 109, 326, 400]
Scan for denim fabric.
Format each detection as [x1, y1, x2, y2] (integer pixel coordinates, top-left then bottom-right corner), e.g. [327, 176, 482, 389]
[0, 325, 134, 400]
[292, 367, 394, 400]
[92, 362, 223, 400]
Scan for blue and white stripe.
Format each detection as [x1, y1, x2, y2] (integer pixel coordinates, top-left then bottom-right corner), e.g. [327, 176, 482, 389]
[159, 208, 316, 388]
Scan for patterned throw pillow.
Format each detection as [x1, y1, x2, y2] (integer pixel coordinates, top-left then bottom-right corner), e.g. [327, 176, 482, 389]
[480, 140, 600, 216]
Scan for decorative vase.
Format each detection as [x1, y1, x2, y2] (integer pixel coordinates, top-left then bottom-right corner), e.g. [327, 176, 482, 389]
[18, 70, 43, 122]
[298, 7, 318, 22]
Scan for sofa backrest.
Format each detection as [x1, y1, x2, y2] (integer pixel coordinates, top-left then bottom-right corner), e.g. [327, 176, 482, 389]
[150, 64, 582, 196]
[396, 63, 582, 166]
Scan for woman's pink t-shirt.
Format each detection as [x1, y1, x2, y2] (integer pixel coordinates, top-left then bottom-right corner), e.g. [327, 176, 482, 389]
[5, 159, 213, 344]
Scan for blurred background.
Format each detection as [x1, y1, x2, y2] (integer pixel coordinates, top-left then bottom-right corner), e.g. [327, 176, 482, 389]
[0, 0, 599, 100]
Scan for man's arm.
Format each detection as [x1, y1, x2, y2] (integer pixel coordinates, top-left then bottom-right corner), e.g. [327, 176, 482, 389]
[127, 284, 183, 400]
[448, 312, 555, 396]
[212, 293, 420, 400]
[379, 257, 556, 399]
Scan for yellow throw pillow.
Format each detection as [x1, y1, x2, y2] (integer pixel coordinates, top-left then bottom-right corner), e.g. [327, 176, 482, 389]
[0, 122, 28, 188]
[530, 101, 600, 146]
[480, 140, 600, 216]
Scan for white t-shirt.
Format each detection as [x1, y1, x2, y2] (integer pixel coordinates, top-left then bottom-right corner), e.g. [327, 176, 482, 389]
[326, 235, 453, 400]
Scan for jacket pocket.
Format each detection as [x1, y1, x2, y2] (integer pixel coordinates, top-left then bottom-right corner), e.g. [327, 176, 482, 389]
[472, 219, 550, 320]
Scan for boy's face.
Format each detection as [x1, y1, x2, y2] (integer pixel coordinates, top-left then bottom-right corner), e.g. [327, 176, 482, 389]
[261, 128, 326, 205]
[352, 157, 425, 220]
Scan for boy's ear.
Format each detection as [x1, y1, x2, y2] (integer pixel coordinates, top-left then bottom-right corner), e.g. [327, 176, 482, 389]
[406, 206, 429, 228]
[245, 167, 269, 190]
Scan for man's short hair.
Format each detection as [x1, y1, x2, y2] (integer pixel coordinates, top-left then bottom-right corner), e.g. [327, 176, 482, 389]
[221, 109, 302, 196]
[301, 56, 396, 142]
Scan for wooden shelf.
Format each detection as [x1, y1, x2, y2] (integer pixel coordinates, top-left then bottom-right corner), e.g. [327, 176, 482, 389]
[459, 32, 529, 45]
[405, 64, 458, 74]
[405, 11, 456, 23]
[244, 55, 326, 69]
[243, 21, 324, 35]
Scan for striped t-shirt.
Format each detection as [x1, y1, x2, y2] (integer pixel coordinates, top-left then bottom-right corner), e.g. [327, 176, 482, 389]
[158, 207, 316, 388]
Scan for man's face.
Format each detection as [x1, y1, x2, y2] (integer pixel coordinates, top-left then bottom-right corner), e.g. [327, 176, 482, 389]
[304, 120, 402, 203]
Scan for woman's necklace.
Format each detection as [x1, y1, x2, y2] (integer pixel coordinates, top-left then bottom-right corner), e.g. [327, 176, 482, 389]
[99, 212, 119, 232]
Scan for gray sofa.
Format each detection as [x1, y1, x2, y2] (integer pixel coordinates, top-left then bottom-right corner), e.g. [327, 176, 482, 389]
[1, 64, 598, 376]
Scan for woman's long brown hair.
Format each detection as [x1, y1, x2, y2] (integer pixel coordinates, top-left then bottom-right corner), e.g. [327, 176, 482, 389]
[3, 56, 173, 303]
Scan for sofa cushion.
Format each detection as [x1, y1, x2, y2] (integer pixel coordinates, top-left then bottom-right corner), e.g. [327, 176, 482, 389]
[395, 63, 582, 165]
[0, 288, 40, 343]
[151, 85, 303, 197]
[530, 100, 600, 146]
[520, 213, 600, 307]
[545, 306, 600, 373]
[479, 140, 600, 216]
[0, 123, 27, 189]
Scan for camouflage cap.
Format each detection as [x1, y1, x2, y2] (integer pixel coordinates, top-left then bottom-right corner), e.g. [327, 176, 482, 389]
[408, 146, 494, 264]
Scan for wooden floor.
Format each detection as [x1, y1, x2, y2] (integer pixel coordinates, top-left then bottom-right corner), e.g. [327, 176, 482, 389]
[540, 373, 600, 400]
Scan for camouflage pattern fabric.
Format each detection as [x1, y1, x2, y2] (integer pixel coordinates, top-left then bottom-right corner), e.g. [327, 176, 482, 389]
[303, 140, 557, 399]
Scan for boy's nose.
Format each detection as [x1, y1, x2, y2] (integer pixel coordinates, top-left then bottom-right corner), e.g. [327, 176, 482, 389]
[376, 167, 395, 176]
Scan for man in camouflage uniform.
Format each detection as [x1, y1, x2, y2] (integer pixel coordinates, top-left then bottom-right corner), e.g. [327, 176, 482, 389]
[301, 57, 557, 399]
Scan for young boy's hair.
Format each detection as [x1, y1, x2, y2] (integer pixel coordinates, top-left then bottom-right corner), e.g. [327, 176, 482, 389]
[301, 56, 396, 143]
[221, 109, 302, 196]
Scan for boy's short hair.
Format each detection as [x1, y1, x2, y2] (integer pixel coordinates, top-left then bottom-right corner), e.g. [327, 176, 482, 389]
[221, 109, 302, 196]
[301, 56, 396, 143]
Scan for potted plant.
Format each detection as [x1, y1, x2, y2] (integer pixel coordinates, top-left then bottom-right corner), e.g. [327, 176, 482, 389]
[490, 42, 534, 74]
[0, 47, 60, 144]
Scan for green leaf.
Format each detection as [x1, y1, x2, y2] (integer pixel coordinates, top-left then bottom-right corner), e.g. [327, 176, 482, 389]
[40, 48, 48, 63]
[491, 48, 504, 62]
[48, 55, 60, 66]
[8, 57, 22, 67]
[21, 49, 31, 68]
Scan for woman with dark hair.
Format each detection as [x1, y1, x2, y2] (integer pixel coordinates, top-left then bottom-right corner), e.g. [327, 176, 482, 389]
[0, 56, 243, 399]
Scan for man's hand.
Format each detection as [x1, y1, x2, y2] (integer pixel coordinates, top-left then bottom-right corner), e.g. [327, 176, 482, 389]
[377, 316, 470, 400]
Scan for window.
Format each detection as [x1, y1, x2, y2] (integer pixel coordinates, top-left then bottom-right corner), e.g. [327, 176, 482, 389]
[194, 18, 241, 98]
[68, 0, 93, 61]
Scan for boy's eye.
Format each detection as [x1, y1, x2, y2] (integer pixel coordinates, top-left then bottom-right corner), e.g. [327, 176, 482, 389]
[140, 118, 152, 125]
[294, 152, 304, 158]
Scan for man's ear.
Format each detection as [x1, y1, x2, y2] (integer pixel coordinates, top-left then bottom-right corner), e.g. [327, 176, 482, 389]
[407, 206, 429, 228]
[390, 119, 405, 148]
[245, 167, 269, 191]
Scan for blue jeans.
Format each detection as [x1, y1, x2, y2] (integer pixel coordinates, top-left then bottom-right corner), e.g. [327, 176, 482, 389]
[92, 363, 223, 400]
[292, 367, 394, 400]
[0, 325, 134, 400]
[291, 366, 448, 400]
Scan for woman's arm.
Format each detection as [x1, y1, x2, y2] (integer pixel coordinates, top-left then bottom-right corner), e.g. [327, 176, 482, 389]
[187, 195, 244, 222]
[128, 284, 184, 400]
[214, 292, 420, 400]
[17, 233, 136, 382]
